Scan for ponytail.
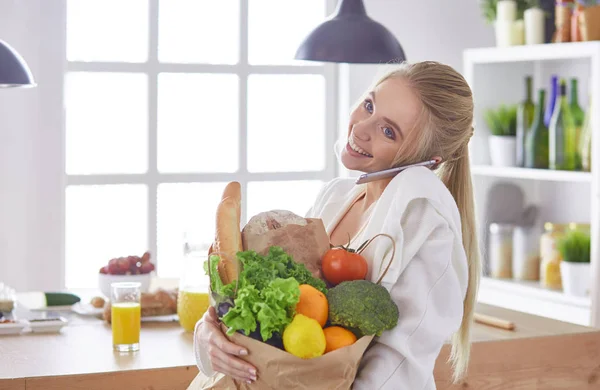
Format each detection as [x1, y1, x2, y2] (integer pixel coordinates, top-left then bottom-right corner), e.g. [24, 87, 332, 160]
[438, 144, 481, 383]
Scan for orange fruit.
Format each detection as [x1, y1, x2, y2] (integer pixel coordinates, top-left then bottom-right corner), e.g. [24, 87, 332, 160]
[323, 326, 357, 353]
[295, 284, 328, 327]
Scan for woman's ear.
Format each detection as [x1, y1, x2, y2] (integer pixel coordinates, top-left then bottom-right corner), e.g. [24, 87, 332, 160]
[431, 156, 442, 169]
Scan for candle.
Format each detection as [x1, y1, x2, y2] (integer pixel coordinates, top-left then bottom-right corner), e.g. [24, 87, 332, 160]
[525, 7, 545, 44]
[497, 0, 517, 22]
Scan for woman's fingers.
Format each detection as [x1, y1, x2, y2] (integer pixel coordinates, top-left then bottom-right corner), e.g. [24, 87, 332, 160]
[207, 306, 218, 321]
[207, 327, 249, 357]
[210, 351, 256, 383]
[208, 342, 256, 377]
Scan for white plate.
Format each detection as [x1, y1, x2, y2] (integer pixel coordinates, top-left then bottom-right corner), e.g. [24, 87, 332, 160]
[0, 319, 28, 335]
[29, 317, 68, 333]
[72, 302, 104, 317]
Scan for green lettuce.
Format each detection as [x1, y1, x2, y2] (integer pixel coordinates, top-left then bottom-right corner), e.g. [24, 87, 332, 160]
[214, 246, 327, 342]
[222, 277, 300, 341]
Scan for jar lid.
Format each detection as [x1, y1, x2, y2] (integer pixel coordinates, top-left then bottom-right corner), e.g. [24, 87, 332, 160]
[489, 223, 514, 233]
[544, 222, 569, 232]
[568, 222, 590, 231]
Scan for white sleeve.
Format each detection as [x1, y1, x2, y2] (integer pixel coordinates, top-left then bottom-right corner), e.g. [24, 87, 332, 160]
[193, 319, 215, 377]
[352, 198, 467, 390]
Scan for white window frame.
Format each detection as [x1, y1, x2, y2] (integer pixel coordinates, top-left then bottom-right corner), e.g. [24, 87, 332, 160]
[52, 0, 339, 287]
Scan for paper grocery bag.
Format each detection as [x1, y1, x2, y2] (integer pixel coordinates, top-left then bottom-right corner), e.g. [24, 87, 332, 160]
[241, 218, 331, 280]
[187, 325, 374, 390]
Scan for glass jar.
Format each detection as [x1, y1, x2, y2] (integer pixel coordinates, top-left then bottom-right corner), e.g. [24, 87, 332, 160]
[512, 225, 541, 281]
[177, 234, 211, 332]
[489, 223, 514, 279]
[539, 222, 568, 290]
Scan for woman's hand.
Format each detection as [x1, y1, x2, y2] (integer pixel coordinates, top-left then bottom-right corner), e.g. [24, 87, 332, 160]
[195, 306, 257, 383]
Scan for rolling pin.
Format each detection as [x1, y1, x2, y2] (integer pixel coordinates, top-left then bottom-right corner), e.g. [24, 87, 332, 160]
[473, 312, 516, 331]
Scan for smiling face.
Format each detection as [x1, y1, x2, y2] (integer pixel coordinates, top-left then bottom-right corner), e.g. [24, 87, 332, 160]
[340, 76, 424, 173]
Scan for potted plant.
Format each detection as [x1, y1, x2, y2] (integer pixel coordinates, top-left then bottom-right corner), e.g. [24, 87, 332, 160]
[484, 104, 518, 166]
[557, 228, 591, 297]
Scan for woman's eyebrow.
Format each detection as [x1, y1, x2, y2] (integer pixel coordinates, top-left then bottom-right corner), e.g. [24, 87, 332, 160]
[369, 91, 404, 138]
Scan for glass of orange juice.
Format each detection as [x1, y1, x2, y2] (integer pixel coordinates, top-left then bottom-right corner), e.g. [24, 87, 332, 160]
[111, 282, 141, 352]
[177, 235, 210, 332]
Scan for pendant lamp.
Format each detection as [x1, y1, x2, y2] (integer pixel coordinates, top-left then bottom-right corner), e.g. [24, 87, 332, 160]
[294, 0, 406, 64]
[0, 39, 35, 88]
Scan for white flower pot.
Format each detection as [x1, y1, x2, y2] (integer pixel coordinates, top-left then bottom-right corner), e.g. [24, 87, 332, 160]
[560, 261, 591, 297]
[488, 135, 517, 167]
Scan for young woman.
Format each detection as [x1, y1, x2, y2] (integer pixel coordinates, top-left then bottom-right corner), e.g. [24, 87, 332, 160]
[194, 61, 481, 389]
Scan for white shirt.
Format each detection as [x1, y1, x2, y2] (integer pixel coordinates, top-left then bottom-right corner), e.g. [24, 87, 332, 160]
[194, 166, 468, 390]
[306, 166, 468, 390]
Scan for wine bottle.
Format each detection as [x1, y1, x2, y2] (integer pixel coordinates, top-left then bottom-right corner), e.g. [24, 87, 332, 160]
[544, 75, 558, 127]
[549, 79, 577, 170]
[569, 78, 585, 170]
[516, 76, 535, 166]
[579, 96, 592, 172]
[525, 89, 549, 169]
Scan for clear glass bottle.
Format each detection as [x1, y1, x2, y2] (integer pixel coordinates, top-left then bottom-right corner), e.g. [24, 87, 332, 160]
[539, 222, 567, 290]
[489, 223, 514, 279]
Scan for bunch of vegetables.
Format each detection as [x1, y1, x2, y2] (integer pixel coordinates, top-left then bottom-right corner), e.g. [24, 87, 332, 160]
[207, 234, 399, 359]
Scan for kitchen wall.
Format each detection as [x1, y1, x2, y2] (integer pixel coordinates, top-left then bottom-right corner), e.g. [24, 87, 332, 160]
[0, 0, 494, 291]
[0, 0, 63, 291]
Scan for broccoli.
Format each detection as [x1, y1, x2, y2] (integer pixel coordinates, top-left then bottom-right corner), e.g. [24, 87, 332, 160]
[327, 280, 399, 338]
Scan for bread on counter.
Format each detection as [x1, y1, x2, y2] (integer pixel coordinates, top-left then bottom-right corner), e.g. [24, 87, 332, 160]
[102, 288, 178, 323]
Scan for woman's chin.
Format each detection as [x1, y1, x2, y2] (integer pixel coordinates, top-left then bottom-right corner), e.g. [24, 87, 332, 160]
[340, 153, 365, 172]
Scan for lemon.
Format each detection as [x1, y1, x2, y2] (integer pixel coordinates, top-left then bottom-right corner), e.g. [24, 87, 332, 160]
[283, 314, 326, 359]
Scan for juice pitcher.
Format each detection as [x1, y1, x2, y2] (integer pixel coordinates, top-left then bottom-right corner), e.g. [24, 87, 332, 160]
[177, 234, 210, 332]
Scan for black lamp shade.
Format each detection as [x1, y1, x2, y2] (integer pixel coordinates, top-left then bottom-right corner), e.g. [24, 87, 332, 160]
[294, 0, 406, 64]
[0, 39, 35, 88]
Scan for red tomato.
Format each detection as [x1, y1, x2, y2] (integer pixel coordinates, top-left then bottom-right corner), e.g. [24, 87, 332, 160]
[322, 248, 368, 286]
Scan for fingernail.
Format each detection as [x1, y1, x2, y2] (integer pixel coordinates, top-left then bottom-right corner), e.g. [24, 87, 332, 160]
[247, 380, 252, 384]
[240, 349, 248, 356]
[249, 368, 256, 375]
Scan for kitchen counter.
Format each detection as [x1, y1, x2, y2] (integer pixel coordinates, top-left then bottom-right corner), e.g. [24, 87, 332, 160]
[0, 303, 598, 390]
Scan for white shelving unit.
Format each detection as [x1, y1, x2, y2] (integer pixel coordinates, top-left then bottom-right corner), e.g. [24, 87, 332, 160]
[464, 41, 600, 328]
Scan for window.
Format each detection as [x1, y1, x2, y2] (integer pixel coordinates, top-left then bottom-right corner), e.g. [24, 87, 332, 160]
[63, 0, 337, 288]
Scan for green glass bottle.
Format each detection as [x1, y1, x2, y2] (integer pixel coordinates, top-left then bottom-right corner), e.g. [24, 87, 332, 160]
[516, 76, 535, 167]
[525, 89, 549, 169]
[569, 78, 585, 170]
[549, 79, 577, 171]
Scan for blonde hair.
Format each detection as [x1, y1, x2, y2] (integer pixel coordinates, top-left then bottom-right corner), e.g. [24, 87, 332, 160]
[366, 61, 481, 383]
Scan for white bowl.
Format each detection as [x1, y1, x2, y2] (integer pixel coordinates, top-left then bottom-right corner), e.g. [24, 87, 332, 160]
[98, 273, 152, 299]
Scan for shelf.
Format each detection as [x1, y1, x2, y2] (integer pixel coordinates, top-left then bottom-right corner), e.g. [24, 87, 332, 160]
[471, 165, 592, 183]
[477, 276, 591, 326]
[464, 41, 600, 64]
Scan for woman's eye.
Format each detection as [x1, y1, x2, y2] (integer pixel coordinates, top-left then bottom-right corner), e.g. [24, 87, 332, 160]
[363, 99, 373, 113]
[383, 127, 394, 139]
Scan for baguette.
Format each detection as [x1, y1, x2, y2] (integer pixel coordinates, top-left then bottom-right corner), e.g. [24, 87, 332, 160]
[213, 182, 243, 285]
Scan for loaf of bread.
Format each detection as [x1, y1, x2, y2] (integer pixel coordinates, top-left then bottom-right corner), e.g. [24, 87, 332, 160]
[102, 288, 178, 323]
[212, 181, 243, 285]
[242, 210, 308, 238]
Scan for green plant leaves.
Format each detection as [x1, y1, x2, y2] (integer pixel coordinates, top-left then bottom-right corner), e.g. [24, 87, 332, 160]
[484, 104, 518, 136]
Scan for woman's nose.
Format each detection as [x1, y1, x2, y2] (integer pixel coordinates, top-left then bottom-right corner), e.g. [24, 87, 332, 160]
[352, 120, 373, 141]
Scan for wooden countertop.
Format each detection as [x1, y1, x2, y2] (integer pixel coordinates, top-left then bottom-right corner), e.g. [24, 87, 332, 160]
[0, 302, 598, 390]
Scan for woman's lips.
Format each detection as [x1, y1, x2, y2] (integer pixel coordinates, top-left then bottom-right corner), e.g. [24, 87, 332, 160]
[345, 142, 372, 158]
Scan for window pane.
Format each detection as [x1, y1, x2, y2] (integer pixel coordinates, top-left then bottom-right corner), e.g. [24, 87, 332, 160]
[65, 185, 148, 288]
[157, 73, 239, 173]
[248, 0, 325, 65]
[65, 72, 148, 175]
[247, 180, 324, 222]
[157, 183, 227, 278]
[158, 0, 239, 64]
[66, 0, 148, 62]
[248, 75, 325, 172]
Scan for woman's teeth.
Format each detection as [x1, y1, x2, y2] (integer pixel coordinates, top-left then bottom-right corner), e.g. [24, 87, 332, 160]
[349, 138, 372, 157]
